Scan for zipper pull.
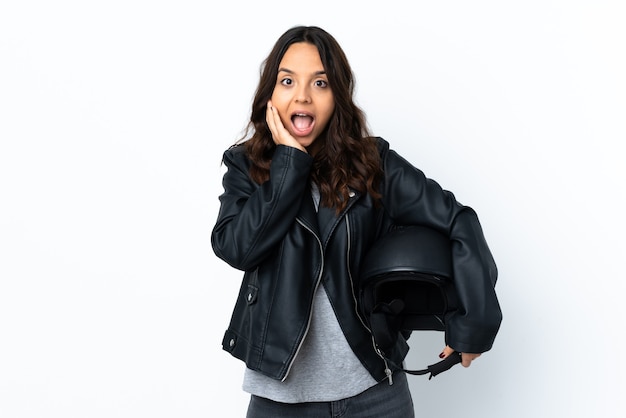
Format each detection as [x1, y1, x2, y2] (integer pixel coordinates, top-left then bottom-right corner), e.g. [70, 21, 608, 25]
[375, 346, 394, 385]
[385, 368, 393, 385]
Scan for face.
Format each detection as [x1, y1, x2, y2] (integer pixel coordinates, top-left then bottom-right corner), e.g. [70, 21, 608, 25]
[270, 42, 335, 151]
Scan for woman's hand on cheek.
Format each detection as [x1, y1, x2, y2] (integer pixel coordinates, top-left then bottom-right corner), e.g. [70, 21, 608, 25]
[266, 101, 307, 153]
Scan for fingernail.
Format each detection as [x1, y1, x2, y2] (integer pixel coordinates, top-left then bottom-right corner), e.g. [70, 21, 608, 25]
[439, 352, 445, 359]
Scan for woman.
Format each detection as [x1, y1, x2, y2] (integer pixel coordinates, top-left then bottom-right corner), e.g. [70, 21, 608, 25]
[211, 25, 502, 418]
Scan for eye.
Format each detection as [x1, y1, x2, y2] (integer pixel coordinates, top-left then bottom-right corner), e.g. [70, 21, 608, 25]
[315, 79, 328, 88]
[280, 78, 293, 86]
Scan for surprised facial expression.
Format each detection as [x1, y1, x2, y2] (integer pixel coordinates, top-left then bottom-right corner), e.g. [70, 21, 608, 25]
[270, 42, 335, 152]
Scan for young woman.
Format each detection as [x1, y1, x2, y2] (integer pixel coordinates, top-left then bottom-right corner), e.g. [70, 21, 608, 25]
[211, 25, 502, 418]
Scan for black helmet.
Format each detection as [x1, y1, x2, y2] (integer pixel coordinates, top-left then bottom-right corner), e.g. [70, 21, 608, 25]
[359, 225, 461, 378]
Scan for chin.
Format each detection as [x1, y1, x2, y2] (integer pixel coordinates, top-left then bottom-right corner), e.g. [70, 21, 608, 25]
[296, 137, 316, 148]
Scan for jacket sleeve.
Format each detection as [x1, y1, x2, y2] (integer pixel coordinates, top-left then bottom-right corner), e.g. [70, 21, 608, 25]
[211, 145, 313, 271]
[380, 141, 502, 353]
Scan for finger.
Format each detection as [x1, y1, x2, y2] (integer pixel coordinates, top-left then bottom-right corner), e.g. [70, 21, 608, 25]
[461, 353, 481, 368]
[461, 354, 472, 367]
[270, 105, 289, 143]
[267, 101, 291, 146]
[439, 345, 455, 359]
[266, 101, 278, 142]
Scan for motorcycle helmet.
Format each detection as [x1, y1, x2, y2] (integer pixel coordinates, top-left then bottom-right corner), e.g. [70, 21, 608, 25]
[359, 224, 461, 378]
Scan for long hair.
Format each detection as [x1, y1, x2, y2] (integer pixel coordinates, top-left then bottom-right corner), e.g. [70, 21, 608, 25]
[242, 25, 382, 212]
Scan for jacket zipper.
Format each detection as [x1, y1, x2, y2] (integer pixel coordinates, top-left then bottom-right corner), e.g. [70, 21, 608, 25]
[345, 214, 394, 385]
[281, 218, 325, 382]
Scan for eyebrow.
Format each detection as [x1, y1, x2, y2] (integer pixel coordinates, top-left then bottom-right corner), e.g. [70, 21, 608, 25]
[278, 67, 327, 76]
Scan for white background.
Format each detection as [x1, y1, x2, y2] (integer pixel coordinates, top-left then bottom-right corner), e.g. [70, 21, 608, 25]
[1, 1, 625, 417]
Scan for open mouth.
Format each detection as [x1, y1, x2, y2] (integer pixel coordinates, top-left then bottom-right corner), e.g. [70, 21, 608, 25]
[291, 113, 315, 136]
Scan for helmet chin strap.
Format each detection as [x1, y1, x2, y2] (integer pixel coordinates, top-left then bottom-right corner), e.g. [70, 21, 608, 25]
[369, 297, 462, 379]
[403, 351, 462, 380]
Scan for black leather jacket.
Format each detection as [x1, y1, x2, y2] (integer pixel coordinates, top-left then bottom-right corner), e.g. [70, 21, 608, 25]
[211, 138, 501, 383]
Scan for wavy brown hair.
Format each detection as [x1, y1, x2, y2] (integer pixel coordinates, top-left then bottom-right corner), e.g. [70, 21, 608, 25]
[241, 26, 382, 212]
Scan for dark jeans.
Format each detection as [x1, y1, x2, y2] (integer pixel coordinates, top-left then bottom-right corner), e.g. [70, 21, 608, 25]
[246, 371, 414, 418]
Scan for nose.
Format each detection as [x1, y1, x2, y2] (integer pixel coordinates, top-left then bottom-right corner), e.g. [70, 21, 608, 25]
[294, 85, 311, 104]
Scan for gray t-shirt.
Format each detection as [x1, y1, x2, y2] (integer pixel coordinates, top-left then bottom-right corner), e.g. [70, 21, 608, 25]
[241, 183, 378, 403]
[242, 286, 378, 403]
